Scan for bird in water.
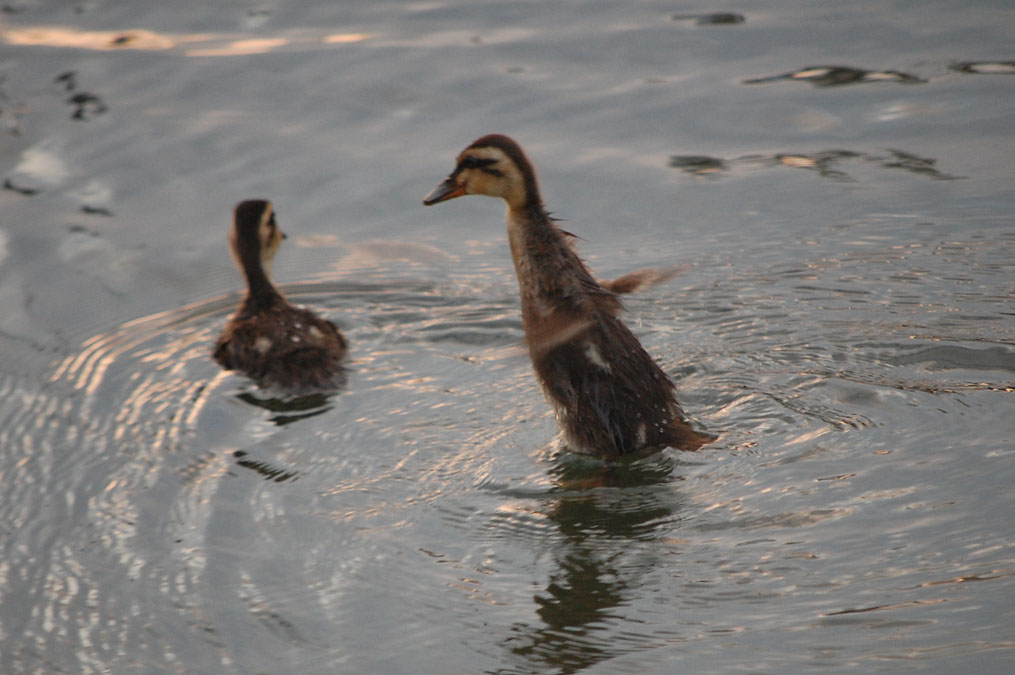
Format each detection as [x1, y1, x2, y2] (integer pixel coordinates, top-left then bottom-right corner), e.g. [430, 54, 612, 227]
[213, 199, 346, 391]
[424, 134, 714, 460]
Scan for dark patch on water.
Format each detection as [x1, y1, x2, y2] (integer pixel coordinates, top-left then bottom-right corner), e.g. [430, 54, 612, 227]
[891, 344, 1015, 373]
[667, 155, 727, 178]
[0, 75, 24, 135]
[950, 61, 1015, 74]
[233, 450, 299, 483]
[670, 148, 962, 181]
[54, 71, 107, 120]
[235, 390, 336, 425]
[3, 177, 38, 195]
[82, 205, 115, 217]
[55, 71, 78, 91]
[744, 65, 925, 87]
[67, 92, 108, 120]
[672, 12, 746, 26]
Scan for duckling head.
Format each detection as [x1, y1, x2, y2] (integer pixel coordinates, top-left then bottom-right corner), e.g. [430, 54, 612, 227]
[424, 134, 541, 211]
[230, 199, 287, 282]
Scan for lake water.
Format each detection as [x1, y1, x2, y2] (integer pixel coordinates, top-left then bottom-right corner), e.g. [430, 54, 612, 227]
[1, 1, 1013, 673]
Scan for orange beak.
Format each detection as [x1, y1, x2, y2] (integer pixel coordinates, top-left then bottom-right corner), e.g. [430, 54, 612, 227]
[423, 177, 467, 205]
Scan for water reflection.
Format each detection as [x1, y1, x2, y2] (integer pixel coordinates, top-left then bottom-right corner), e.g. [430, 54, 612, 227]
[670, 148, 961, 181]
[232, 449, 299, 483]
[235, 390, 338, 426]
[744, 65, 924, 87]
[505, 455, 689, 673]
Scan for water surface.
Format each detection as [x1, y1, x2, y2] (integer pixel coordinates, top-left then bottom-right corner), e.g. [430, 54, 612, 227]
[1, 1, 1013, 673]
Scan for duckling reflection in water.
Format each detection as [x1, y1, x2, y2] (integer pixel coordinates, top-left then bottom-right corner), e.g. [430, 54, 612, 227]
[214, 200, 347, 391]
[424, 135, 714, 460]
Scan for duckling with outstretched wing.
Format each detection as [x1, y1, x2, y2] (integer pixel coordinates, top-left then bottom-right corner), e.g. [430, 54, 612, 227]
[425, 135, 714, 459]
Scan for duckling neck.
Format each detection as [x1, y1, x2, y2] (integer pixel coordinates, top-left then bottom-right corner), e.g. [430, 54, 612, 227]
[238, 252, 282, 312]
[506, 203, 593, 323]
[505, 203, 556, 262]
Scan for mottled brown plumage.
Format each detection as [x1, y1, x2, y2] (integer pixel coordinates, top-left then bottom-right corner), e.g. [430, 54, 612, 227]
[213, 199, 346, 391]
[424, 134, 714, 459]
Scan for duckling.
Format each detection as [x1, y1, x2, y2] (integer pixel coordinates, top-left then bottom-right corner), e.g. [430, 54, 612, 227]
[424, 134, 714, 459]
[213, 199, 346, 391]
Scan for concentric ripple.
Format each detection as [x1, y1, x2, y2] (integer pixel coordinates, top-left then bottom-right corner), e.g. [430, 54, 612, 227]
[0, 277, 540, 672]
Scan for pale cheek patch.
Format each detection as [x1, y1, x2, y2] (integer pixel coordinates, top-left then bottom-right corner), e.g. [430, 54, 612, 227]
[467, 171, 502, 198]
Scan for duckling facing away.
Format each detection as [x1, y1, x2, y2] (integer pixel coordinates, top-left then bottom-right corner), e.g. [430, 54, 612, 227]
[424, 134, 715, 459]
[213, 199, 346, 391]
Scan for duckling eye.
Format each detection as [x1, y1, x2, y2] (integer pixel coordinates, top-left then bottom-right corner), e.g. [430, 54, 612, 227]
[261, 212, 283, 243]
[460, 156, 502, 176]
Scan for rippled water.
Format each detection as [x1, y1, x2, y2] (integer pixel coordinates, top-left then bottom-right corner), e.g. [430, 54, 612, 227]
[1, 1, 1014, 673]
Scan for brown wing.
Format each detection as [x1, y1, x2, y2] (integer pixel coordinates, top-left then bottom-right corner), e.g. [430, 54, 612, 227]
[533, 310, 711, 457]
[600, 265, 689, 295]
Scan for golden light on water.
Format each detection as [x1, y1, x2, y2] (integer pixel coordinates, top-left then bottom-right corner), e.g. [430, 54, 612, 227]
[323, 33, 371, 44]
[4, 27, 191, 50]
[1, 25, 370, 54]
[186, 38, 289, 57]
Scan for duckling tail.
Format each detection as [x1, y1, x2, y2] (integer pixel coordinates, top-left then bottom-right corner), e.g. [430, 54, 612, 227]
[667, 420, 717, 452]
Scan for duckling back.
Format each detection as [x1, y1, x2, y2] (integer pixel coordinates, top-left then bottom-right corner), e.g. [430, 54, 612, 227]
[214, 302, 346, 391]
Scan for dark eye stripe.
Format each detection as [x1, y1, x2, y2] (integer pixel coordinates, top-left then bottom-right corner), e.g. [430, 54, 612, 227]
[460, 156, 499, 170]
